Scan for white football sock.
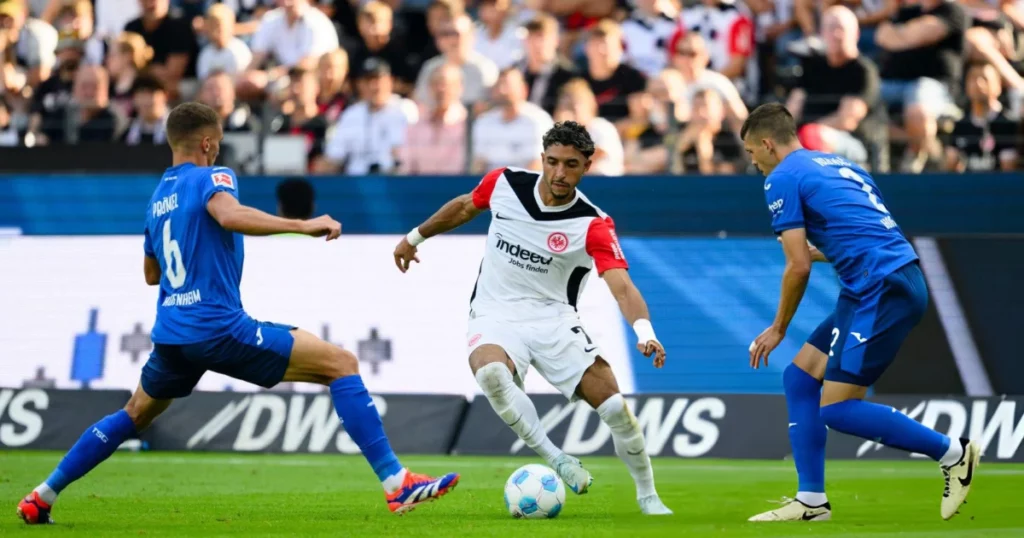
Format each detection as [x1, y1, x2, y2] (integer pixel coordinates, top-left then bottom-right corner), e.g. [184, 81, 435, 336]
[33, 483, 57, 505]
[596, 394, 656, 499]
[475, 363, 563, 465]
[939, 437, 964, 467]
[382, 468, 407, 494]
[796, 491, 828, 507]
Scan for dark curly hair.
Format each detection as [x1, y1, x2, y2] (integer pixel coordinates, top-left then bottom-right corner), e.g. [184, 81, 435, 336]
[542, 121, 596, 159]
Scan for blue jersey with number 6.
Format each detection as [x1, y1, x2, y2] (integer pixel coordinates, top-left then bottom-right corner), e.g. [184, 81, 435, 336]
[764, 149, 918, 296]
[144, 163, 246, 344]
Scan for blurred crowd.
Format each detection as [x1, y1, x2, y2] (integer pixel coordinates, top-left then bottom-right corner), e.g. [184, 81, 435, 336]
[0, 0, 1021, 174]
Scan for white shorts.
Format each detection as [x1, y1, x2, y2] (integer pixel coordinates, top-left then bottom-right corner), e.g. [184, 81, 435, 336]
[467, 313, 600, 401]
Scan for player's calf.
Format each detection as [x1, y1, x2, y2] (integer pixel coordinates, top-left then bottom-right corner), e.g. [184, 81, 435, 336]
[578, 361, 668, 514]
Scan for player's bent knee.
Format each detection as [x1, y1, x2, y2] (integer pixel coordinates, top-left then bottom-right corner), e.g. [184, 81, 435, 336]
[468, 344, 515, 376]
[576, 358, 620, 408]
[595, 393, 630, 427]
[475, 361, 514, 393]
[323, 347, 359, 382]
[123, 387, 172, 431]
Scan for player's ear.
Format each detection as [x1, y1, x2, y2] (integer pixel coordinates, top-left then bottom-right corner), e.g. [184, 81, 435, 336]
[583, 158, 592, 173]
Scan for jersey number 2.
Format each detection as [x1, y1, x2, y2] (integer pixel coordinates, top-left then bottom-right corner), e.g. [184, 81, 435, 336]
[162, 219, 187, 289]
[839, 167, 889, 215]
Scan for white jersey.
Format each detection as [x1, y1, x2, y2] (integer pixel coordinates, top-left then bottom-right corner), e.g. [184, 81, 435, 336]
[467, 167, 628, 321]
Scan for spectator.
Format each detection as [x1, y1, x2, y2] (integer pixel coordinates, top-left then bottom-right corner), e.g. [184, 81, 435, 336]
[276, 177, 315, 219]
[196, 3, 252, 81]
[199, 70, 258, 132]
[346, 1, 416, 93]
[787, 5, 881, 167]
[399, 62, 466, 174]
[876, 0, 967, 172]
[0, 0, 58, 91]
[106, 31, 152, 118]
[63, 0, 139, 41]
[414, 13, 498, 108]
[582, 19, 646, 125]
[945, 62, 1018, 172]
[69, 64, 118, 142]
[621, 0, 678, 78]
[623, 68, 686, 174]
[675, 0, 757, 101]
[0, 96, 18, 145]
[316, 48, 348, 123]
[216, 0, 275, 37]
[518, 13, 576, 115]
[474, 0, 523, 70]
[50, 0, 103, 65]
[274, 66, 330, 165]
[470, 67, 552, 172]
[122, 71, 167, 144]
[671, 32, 748, 133]
[27, 34, 82, 145]
[124, 0, 199, 94]
[747, 0, 800, 68]
[242, 0, 339, 98]
[671, 88, 744, 174]
[414, 0, 462, 67]
[554, 78, 623, 175]
[319, 58, 417, 174]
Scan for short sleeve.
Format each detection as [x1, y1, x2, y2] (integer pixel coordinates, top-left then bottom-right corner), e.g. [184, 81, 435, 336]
[586, 217, 629, 275]
[200, 168, 240, 204]
[765, 173, 804, 233]
[471, 167, 504, 209]
[144, 226, 154, 257]
[250, 19, 273, 55]
[727, 15, 754, 57]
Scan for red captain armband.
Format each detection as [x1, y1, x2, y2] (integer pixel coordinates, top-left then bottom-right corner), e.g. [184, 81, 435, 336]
[471, 168, 505, 209]
[586, 217, 629, 275]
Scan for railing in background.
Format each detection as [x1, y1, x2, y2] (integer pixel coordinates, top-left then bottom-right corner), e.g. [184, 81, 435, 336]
[1, 173, 1021, 236]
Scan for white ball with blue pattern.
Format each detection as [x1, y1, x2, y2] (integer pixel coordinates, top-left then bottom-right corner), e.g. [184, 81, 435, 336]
[503, 463, 566, 519]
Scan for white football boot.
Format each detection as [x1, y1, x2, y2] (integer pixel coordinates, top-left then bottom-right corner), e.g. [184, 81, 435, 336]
[748, 497, 832, 522]
[638, 494, 673, 515]
[941, 438, 981, 520]
[552, 454, 593, 495]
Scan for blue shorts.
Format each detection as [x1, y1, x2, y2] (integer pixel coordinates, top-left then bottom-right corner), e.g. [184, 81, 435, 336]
[820, 262, 928, 386]
[141, 318, 296, 399]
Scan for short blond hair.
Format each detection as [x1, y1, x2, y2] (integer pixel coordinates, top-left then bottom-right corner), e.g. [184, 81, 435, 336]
[206, 3, 235, 23]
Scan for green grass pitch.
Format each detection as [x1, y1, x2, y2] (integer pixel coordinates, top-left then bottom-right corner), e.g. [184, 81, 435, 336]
[2, 451, 1021, 537]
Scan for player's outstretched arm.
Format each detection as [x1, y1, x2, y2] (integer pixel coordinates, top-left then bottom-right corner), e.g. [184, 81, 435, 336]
[393, 193, 484, 272]
[206, 192, 341, 240]
[603, 268, 666, 368]
[751, 228, 813, 368]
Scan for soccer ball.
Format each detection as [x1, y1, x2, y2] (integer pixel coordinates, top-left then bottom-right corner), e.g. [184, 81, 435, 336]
[503, 464, 566, 519]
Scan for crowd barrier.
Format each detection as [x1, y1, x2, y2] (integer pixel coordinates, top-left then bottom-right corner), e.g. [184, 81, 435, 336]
[2, 388, 1022, 463]
[1, 174, 1022, 235]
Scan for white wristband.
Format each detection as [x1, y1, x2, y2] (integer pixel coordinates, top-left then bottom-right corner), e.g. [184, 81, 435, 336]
[633, 319, 658, 343]
[406, 227, 426, 247]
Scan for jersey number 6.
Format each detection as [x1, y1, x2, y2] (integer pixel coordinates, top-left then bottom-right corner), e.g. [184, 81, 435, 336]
[839, 167, 889, 215]
[162, 219, 187, 289]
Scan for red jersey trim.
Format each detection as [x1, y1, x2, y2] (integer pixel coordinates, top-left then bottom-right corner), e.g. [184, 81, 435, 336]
[727, 15, 754, 57]
[586, 216, 629, 275]
[472, 167, 505, 209]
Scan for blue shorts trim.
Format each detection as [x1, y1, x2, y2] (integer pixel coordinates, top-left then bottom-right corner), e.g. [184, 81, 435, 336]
[824, 263, 928, 386]
[142, 318, 295, 399]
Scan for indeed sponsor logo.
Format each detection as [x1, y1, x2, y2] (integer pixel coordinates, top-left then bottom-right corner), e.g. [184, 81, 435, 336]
[495, 233, 553, 266]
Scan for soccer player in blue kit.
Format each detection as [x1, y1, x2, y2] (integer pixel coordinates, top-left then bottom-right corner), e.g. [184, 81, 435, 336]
[740, 104, 981, 522]
[17, 102, 459, 525]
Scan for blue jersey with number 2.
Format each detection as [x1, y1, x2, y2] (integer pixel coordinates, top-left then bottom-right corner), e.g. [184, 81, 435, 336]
[764, 150, 918, 296]
[144, 163, 246, 344]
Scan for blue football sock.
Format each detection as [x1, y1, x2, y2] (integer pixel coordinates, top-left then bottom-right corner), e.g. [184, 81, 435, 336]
[45, 410, 137, 495]
[783, 364, 827, 494]
[329, 375, 403, 481]
[820, 399, 950, 461]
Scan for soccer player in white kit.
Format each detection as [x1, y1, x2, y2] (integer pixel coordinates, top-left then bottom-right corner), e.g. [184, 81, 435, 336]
[392, 121, 672, 515]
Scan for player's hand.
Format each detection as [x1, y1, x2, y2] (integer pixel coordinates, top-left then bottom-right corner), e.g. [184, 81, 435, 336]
[303, 215, 342, 241]
[749, 326, 785, 369]
[393, 238, 420, 273]
[637, 340, 666, 368]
